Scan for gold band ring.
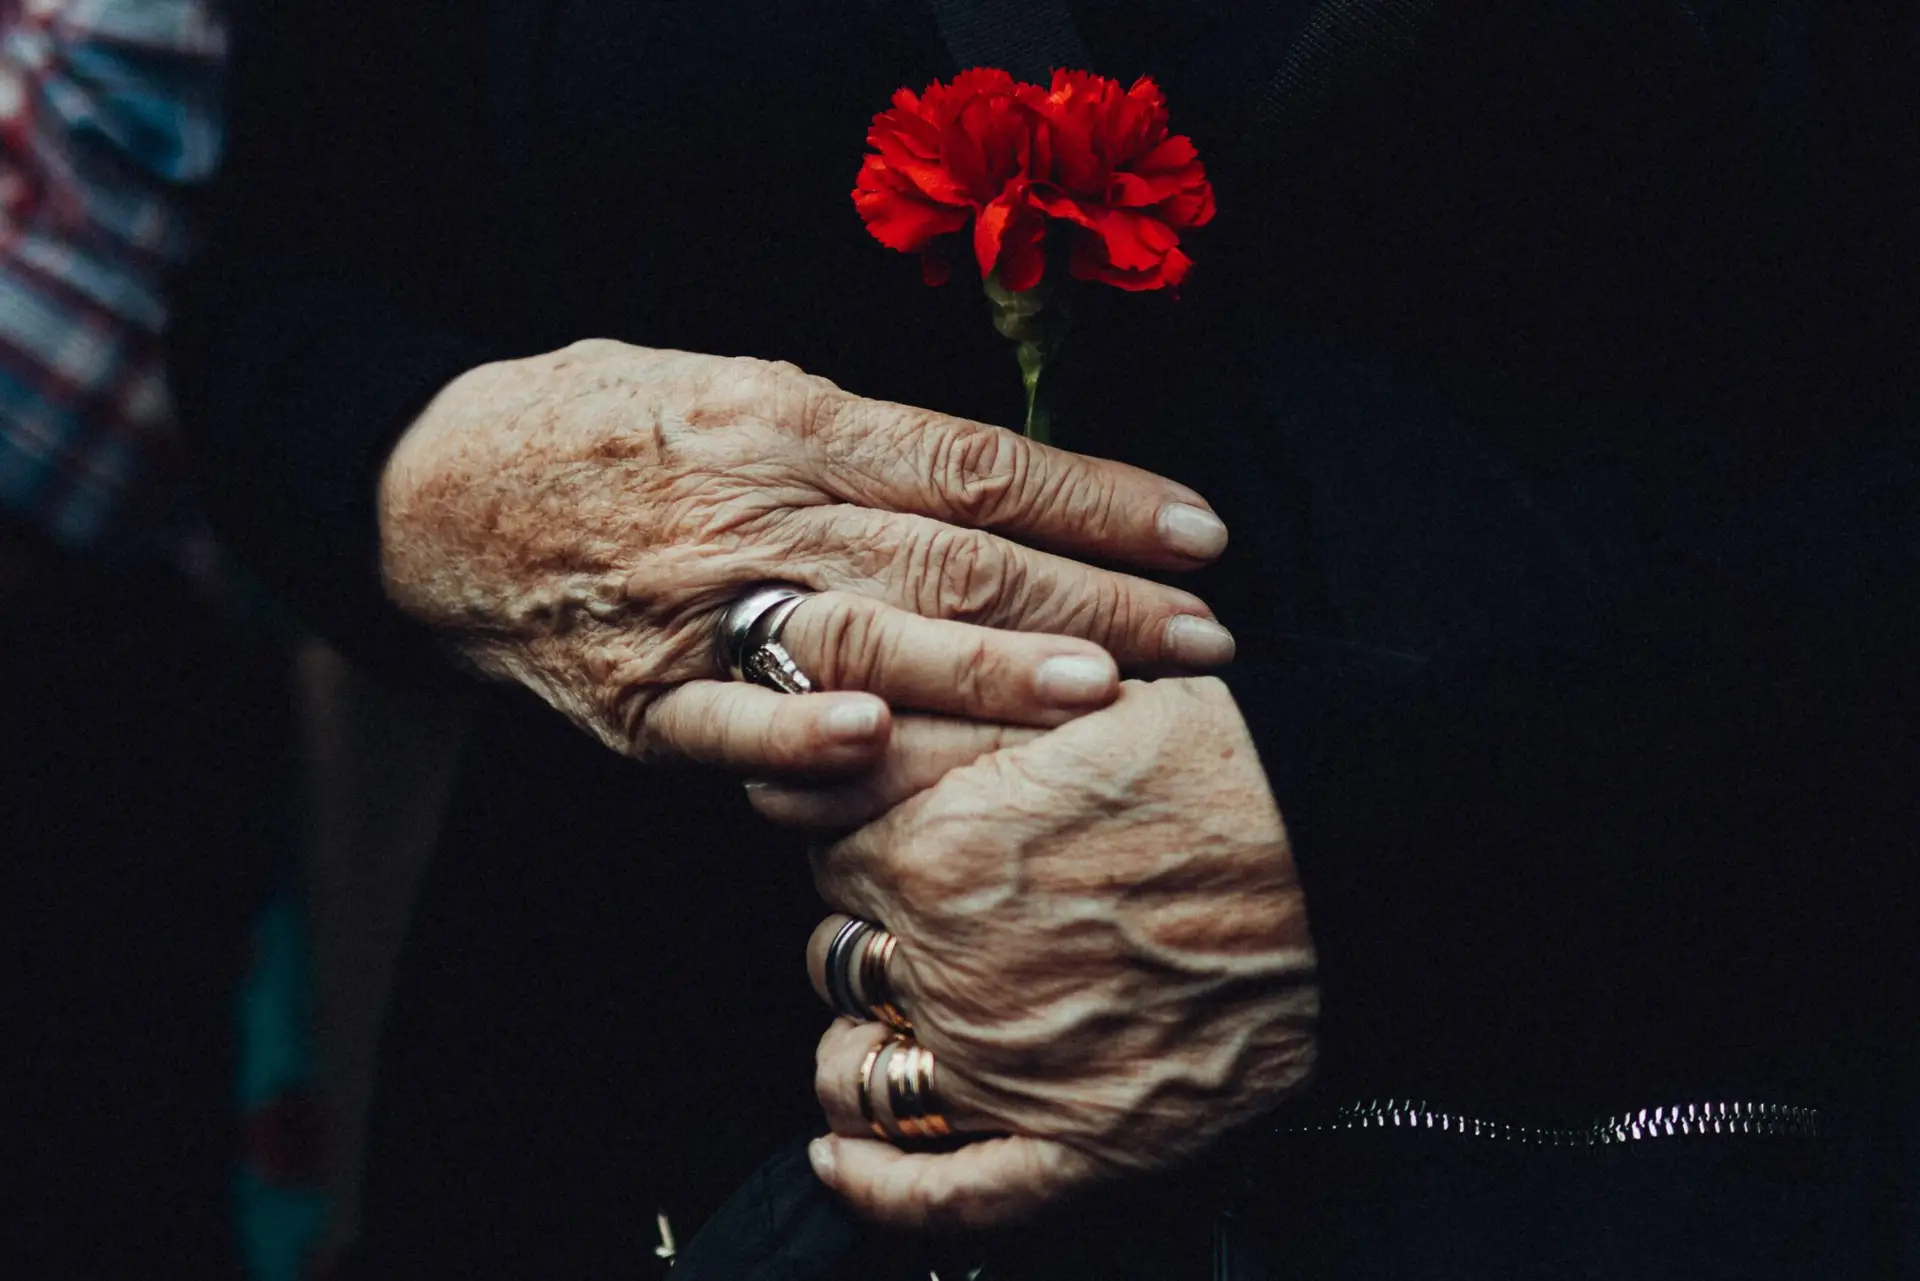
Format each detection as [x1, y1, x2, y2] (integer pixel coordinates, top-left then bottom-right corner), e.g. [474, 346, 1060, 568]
[856, 1034, 898, 1140]
[858, 929, 912, 1032]
[870, 1035, 951, 1143]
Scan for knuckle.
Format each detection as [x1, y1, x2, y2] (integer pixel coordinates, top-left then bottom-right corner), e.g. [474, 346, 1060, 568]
[764, 703, 813, 770]
[930, 425, 1030, 525]
[1027, 570, 1127, 650]
[1067, 461, 1121, 535]
[1073, 577, 1146, 652]
[793, 373, 855, 445]
[948, 634, 997, 710]
[706, 703, 756, 767]
[814, 602, 888, 691]
[559, 337, 623, 360]
[913, 526, 1018, 624]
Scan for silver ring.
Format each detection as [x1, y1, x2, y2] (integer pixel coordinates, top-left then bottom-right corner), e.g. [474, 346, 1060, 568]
[821, 917, 913, 1032]
[715, 584, 816, 694]
[824, 917, 878, 1021]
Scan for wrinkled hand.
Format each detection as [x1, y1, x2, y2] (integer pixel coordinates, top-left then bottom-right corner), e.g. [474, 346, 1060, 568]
[788, 679, 1319, 1229]
[379, 341, 1235, 769]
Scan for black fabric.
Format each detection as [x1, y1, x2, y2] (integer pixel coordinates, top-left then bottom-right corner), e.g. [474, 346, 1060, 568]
[174, 2, 1920, 1277]
[1241, 0, 1444, 145]
[924, 0, 1091, 82]
[1, 532, 286, 1279]
[171, 0, 511, 675]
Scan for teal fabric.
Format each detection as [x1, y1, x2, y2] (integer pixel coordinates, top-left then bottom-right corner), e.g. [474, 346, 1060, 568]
[235, 891, 331, 1281]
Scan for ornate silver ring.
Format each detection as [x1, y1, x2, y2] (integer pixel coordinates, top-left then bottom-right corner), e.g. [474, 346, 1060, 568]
[715, 584, 816, 694]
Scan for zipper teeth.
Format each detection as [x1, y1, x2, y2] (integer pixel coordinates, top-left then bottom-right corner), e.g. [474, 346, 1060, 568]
[1282, 1099, 1821, 1145]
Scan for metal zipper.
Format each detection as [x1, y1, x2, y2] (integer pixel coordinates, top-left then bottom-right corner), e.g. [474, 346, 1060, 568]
[1279, 1097, 1820, 1145]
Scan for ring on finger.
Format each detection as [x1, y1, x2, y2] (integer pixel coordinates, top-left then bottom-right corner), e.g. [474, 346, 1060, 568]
[860, 1033, 951, 1143]
[886, 1035, 953, 1142]
[858, 929, 912, 1032]
[824, 918, 878, 1022]
[716, 584, 816, 693]
[825, 917, 913, 1032]
[856, 1033, 896, 1140]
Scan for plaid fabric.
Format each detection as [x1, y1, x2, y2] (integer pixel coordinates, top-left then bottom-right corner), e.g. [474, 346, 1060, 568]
[0, 0, 224, 557]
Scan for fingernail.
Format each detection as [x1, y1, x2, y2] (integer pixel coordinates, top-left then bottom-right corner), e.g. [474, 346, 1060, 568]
[1157, 503, 1229, 560]
[1035, 654, 1117, 706]
[820, 700, 882, 742]
[1165, 615, 1237, 666]
[808, 1137, 837, 1181]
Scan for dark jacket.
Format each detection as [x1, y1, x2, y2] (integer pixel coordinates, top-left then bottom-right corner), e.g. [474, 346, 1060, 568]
[173, 2, 1920, 1276]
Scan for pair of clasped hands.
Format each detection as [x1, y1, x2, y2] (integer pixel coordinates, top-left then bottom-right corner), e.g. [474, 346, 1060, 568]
[380, 341, 1320, 1230]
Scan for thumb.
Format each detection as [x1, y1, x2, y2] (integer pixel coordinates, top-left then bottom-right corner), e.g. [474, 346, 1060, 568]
[808, 1133, 1103, 1232]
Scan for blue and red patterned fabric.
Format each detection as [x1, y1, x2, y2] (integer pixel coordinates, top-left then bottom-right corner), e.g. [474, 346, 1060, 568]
[0, 0, 224, 561]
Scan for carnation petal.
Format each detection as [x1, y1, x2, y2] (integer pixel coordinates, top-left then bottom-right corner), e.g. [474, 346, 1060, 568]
[1083, 206, 1178, 272]
[856, 177, 971, 254]
[872, 106, 945, 162]
[1155, 181, 1216, 228]
[872, 128, 971, 205]
[1028, 186, 1099, 230]
[1136, 134, 1198, 173]
[945, 67, 1020, 100]
[1159, 244, 1195, 289]
[1110, 156, 1211, 211]
[966, 98, 1037, 199]
[1069, 232, 1171, 291]
[996, 206, 1048, 292]
[973, 187, 1046, 284]
[924, 68, 1021, 130]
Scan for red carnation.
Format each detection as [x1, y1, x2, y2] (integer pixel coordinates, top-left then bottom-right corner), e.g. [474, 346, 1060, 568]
[853, 67, 1050, 288]
[1020, 71, 1216, 292]
[853, 69, 1216, 441]
[853, 69, 1213, 293]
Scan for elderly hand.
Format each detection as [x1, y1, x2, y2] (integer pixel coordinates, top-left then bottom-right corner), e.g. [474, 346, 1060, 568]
[379, 341, 1235, 770]
[778, 679, 1319, 1230]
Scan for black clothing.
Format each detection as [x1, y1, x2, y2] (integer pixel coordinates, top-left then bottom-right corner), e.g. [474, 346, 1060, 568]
[1, 522, 287, 1280]
[173, 2, 1920, 1276]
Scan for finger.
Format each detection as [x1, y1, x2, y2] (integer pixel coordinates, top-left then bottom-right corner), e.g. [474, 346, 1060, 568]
[749, 717, 1041, 830]
[639, 680, 891, 774]
[812, 1018, 995, 1142]
[800, 508, 1238, 672]
[804, 914, 858, 1009]
[812, 1019, 905, 1140]
[808, 1132, 1103, 1232]
[811, 394, 1230, 569]
[778, 591, 1121, 726]
[802, 912, 926, 1015]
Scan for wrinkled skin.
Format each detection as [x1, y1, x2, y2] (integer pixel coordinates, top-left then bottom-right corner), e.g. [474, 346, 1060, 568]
[379, 340, 1236, 770]
[792, 679, 1320, 1230]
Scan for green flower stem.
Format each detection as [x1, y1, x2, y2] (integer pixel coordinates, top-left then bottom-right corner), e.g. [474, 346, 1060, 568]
[1017, 340, 1051, 444]
[986, 269, 1067, 445]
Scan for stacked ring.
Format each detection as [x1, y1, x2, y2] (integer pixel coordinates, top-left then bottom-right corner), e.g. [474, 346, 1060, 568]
[858, 930, 912, 1032]
[824, 917, 913, 1033]
[887, 1038, 953, 1140]
[856, 1035, 895, 1140]
[824, 918, 877, 1023]
[859, 1034, 951, 1143]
